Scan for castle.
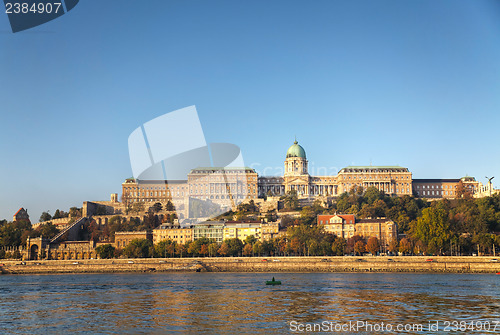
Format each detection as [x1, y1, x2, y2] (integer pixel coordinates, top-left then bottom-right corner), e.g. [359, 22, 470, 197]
[121, 139, 481, 216]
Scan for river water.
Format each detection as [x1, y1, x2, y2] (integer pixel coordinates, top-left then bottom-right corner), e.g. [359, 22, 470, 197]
[0, 272, 499, 334]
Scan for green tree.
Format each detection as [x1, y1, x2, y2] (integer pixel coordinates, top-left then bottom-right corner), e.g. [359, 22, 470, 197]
[410, 207, 451, 254]
[244, 235, 257, 246]
[226, 238, 244, 256]
[95, 244, 116, 259]
[280, 190, 299, 210]
[39, 211, 52, 222]
[165, 200, 175, 211]
[69, 207, 82, 218]
[123, 239, 153, 258]
[132, 202, 145, 214]
[208, 243, 219, 257]
[332, 237, 346, 256]
[151, 202, 163, 213]
[33, 222, 60, 240]
[253, 241, 263, 256]
[155, 240, 176, 258]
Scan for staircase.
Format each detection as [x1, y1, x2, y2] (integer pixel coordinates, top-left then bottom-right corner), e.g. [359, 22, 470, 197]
[50, 217, 88, 244]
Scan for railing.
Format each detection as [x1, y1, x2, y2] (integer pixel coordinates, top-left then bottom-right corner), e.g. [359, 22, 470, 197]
[50, 217, 88, 244]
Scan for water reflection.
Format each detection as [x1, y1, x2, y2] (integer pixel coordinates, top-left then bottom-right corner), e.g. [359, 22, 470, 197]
[0, 273, 499, 334]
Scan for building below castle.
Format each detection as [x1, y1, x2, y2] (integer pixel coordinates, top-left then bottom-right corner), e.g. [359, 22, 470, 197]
[317, 214, 397, 248]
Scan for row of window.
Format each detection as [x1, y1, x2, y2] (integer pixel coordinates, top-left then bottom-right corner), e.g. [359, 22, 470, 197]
[416, 185, 456, 189]
[345, 175, 410, 180]
[420, 190, 456, 196]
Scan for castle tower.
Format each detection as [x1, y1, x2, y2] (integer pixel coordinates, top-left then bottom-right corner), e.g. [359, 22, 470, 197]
[284, 140, 308, 176]
[283, 139, 310, 196]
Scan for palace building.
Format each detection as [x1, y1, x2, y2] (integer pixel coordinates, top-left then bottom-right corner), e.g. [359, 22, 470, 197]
[258, 140, 413, 198]
[121, 139, 483, 220]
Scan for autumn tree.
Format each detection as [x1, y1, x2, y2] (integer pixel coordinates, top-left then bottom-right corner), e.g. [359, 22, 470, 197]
[398, 238, 412, 255]
[354, 240, 366, 255]
[218, 242, 229, 256]
[388, 239, 399, 254]
[243, 243, 253, 256]
[366, 237, 380, 255]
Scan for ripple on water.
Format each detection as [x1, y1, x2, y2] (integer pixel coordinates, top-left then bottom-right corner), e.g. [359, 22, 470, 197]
[0, 272, 499, 334]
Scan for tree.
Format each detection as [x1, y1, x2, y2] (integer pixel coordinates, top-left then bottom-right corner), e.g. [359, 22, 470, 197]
[332, 237, 346, 256]
[208, 243, 219, 257]
[366, 237, 380, 255]
[226, 238, 243, 256]
[399, 238, 412, 255]
[123, 239, 153, 258]
[155, 240, 176, 258]
[132, 202, 145, 214]
[95, 244, 116, 259]
[69, 207, 82, 218]
[299, 206, 317, 225]
[53, 209, 62, 219]
[388, 239, 399, 254]
[354, 240, 366, 255]
[410, 207, 451, 255]
[165, 200, 175, 211]
[280, 190, 299, 210]
[243, 243, 253, 256]
[151, 202, 163, 213]
[218, 242, 229, 256]
[34, 222, 59, 240]
[253, 241, 263, 256]
[200, 244, 209, 257]
[39, 211, 52, 222]
[346, 235, 364, 254]
[244, 235, 257, 246]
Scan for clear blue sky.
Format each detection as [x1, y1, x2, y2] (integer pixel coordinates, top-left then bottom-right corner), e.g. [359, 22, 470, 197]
[1, 0, 500, 222]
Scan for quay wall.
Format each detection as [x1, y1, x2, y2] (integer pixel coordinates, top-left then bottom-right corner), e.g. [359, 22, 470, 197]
[1, 256, 500, 275]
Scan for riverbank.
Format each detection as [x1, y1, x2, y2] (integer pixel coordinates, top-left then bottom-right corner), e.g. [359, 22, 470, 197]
[1, 256, 500, 275]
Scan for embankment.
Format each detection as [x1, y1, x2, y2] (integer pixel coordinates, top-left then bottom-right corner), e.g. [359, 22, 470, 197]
[1, 256, 500, 275]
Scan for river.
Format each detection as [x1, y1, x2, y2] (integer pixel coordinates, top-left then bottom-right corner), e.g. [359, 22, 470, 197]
[0, 273, 499, 334]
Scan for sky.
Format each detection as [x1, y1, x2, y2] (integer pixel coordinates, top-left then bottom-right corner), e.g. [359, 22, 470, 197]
[1, 0, 500, 222]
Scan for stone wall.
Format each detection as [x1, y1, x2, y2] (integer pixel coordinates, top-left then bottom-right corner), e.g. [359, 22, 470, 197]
[1, 256, 499, 275]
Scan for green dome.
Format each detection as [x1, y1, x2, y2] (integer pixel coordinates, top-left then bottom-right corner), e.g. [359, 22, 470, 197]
[286, 140, 306, 159]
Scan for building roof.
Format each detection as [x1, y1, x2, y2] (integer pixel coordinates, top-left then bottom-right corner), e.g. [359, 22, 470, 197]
[412, 179, 460, 183]
[286, 140, 306, 159]
[356, 218, 392, 223]
[124, 179, 188, 185]
[190, 167, 256, 173]
[317, 214, 356, 223]
[340, 166, 409, 173]
[13, 208, 26, 216]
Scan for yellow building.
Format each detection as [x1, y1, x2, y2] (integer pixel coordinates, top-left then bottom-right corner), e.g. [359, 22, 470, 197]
[223, 222, 261, 241]
[318, 214, 397, 246]
[153, 224, 193, 245]
[260, 222, 280, 241]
